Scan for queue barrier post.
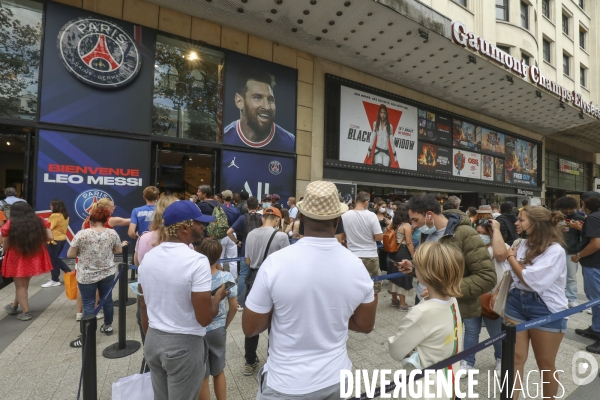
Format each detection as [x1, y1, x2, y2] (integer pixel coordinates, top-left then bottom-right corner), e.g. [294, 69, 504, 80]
[102, 263, 141, 359]
[81, 315, 98, 400]
[114, 244, 136, 306]
[500, 322, 517, 400]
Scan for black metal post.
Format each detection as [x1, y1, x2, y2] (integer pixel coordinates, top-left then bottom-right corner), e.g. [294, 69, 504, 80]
[103, 263, 141, 359]
[500, 322, 517, 400]
[114, 244, 135, 306]
[81, 315, 97, 400]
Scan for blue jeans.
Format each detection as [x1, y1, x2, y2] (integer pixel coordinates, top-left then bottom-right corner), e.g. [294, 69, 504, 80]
[78, 275, 114, 325]
[463, 316, 502, 367]
[582, 267, 600, 332]
[505, 289, 567, 333]
[238, 260, 249, 308]
[565, 255, 579, 303]
[47, 240, 71, 282]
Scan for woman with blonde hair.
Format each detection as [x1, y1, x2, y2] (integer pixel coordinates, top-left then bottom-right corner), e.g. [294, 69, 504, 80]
[491, 206, 567, 400]
[81, 198, 130, 230]
[388, 241, 464, 398]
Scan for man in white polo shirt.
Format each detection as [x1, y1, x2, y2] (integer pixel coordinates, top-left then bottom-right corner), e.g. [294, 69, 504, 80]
[342, 191, 384, 293]
[243, 181, 378, 399]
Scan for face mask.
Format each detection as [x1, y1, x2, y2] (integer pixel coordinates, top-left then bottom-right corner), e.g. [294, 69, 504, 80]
[380, 207, 386, 213]
[479, 234, 491, 245]
[262, 202, 270, 209]
[417, 215, 437, 235]
[287, 202, 290, 207]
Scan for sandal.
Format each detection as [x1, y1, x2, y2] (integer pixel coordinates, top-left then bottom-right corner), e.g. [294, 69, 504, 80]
[398, 305, 412, 312]
[70, 337, 82, 348]
[390, 301, 400, 308]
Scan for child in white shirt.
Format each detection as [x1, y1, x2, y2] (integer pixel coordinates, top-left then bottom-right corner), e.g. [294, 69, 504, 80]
[389, 241, 464, 400]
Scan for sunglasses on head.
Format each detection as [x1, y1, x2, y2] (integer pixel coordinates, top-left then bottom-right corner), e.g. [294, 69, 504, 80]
[477, 219, 491, 227]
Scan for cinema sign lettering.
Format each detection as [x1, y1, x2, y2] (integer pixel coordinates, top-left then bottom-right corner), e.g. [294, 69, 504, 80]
[451, 21, 600, 121]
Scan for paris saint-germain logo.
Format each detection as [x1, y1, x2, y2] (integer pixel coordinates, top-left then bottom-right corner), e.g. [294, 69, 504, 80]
[74, 189, 113, 220]
[57, 18, 141, 88]
[269, 160, 282, 176]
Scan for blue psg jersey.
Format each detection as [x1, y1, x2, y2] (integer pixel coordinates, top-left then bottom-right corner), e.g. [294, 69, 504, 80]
[223, 120, 296, 153]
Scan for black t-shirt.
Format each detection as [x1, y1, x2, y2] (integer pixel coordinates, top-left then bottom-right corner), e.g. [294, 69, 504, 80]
[579, 210, 600, 268]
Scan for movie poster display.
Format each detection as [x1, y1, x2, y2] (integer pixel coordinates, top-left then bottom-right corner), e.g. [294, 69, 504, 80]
[334, 183, 357, 206]
[36, 130, 150, 250]
[453, 119, 481, 152]
[222, 52, 297, 153]
[452, 149, 481, 178]
[481, 128, 505, 156]
[494, 158, 505, 183]
[221, 150, 295, 205]
[417, 109, 452, 145]
[339, 85, 418, 171]
[417, 143, 452, 176]
[505, 138, 538, 186]
[481, 155, 494, 181]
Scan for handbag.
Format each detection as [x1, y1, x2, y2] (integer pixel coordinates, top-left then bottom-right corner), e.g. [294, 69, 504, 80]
[480, 292, 499, 320]
[383, 226, 400, 253]
[64, 271, 78, 300]
[112, 372, 153, 400]
[491, 238, 522, 318]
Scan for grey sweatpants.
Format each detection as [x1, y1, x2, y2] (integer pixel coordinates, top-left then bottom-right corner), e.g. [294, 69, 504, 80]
[257, 369, 346, 400]
[144, 327, 208, 400]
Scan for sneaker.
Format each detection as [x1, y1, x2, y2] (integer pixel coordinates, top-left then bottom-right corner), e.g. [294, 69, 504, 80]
[70, 336, 82, 348]
[495, 358, 502, 372]
[76, 313, 82, 321]
[243, 360, 259, 376]
[99, 324, 113, 335]
[41, 280, 61, 288]
[568, 301, 579, 308]
[398, 304, 412, 312]
[97, 311, 104, 320]
[390, 300, 400, 308]
[16, 312, 32, 321]
[575, 326, 600, 341]
[4, 304, 19, 316]
[459, 361, 475, 371]
[237, 305, 244, 312]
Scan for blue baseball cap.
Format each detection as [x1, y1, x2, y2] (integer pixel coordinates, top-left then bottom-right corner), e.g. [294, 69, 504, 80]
[163, 201, 214, 226]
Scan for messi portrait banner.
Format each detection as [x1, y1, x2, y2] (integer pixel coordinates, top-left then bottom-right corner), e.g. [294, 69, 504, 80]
[35, 130, 150, 248]
[339, 85, 418, 171]
[417, 143, 452, 176]
[221, 150, 295, 204]
[222, 52, 297, 153]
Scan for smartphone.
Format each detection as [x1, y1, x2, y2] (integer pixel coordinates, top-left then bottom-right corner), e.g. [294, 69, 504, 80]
[564, 218, 571, 224]
[211, 281, 236, 296]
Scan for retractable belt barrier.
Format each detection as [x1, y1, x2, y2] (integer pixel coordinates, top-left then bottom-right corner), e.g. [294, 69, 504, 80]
[353, 272, 600, 400]
[128, 256, 246, 272]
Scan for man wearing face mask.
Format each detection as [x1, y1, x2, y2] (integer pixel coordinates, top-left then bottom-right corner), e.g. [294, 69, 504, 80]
[398, 195, 496, 351]
[259, 194, 272, 215]
[554, 196, 584, 308]
[243, 207, 289, 375]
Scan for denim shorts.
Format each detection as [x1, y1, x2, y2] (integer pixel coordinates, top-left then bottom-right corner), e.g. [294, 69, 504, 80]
[505, 288, 568, 333]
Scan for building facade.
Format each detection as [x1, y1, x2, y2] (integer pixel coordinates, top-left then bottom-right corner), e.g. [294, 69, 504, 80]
[2, 0, 600, 240]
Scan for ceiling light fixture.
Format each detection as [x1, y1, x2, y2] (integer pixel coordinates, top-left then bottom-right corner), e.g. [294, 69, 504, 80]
[187, 52, 198, 60]
[467, 55, 477, 64]
[535, 91, 542, 98]
[579, 113, 584, 119]
[6, 141, 10, 146]
[559, 101, 566, 110]
[505, 75, 514, 84]
[418, 29, 429, 42]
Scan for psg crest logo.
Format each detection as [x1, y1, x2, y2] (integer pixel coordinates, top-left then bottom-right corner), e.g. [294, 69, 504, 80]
[57, 18, 141, 88]
[269, 160, 282, 176]
[74, 189, 113, 220]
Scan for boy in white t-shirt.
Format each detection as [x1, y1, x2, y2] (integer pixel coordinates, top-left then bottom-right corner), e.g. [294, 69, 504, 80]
[389, 242, 464, 400]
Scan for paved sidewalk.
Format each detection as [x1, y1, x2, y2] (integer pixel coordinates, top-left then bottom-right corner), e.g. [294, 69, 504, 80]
[0, 268, 599, 399]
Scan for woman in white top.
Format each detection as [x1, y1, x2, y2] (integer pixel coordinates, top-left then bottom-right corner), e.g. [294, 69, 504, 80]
[461, 218, 508, 372]
[491, 206, 567, 400]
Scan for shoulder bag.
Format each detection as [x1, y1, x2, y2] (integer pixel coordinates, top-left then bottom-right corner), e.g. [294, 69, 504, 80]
[245, 230, 278, 289]
[492, 238, 522, 318]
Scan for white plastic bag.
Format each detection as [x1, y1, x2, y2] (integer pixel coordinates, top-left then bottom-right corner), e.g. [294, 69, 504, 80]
[112, 372, 153, 400]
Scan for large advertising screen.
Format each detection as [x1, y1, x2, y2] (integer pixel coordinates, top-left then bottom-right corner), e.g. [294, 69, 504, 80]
[417, 109, 452, 145]
[417, 143, 452, 176]
[220, 150, 295, 204]
[35, 130, 150, 249]
[222, 52, 297, 153]
[339, 85, 418, 171]
[505, 138, 538, 186]
[452, 149, 481, 179]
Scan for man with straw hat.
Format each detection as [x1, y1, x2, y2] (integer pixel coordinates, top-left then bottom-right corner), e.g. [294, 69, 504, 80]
[243, 181, 378, 399]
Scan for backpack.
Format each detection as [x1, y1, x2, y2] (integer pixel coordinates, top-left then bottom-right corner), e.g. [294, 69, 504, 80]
[0, 200, 10, 220]
[243, 212, 263, 239]
[206, 205, 229, 239]
[383, 226, 400, 253]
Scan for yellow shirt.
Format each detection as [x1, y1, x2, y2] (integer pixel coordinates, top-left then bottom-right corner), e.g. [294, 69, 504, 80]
[48, 213, 69, 241]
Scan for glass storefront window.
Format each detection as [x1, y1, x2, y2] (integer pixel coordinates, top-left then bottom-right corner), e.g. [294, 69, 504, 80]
[0, 0, 43, 120]
[545, 151, 589, 192]
[152, 35, 224, 141]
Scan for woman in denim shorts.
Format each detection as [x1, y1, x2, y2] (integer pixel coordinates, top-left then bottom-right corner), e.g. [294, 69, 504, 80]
[492, 206, 567, 400]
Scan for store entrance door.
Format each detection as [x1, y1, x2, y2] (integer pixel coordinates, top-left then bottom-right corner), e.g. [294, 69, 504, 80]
[0, 126, 33, 202]
[153, 144, 216, 201]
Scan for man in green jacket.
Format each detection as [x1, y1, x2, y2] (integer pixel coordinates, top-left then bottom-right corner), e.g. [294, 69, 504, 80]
[397, 195, 496, 366]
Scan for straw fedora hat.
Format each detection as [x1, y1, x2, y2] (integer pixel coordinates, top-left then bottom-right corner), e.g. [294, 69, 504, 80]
[297, 181, 349, 220]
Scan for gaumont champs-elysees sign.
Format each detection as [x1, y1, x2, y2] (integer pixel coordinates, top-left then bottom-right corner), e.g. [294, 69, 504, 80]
[451, 21, 600, 121]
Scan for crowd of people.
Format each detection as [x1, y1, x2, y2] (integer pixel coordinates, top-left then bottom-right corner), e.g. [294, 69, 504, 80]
[2, 183, 600, 400]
